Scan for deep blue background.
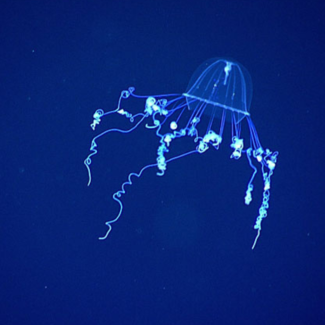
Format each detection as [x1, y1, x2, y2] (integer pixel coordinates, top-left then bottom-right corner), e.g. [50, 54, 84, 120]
[1, 0, 324, 324]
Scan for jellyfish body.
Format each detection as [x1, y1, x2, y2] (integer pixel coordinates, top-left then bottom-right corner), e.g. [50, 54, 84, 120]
[85, 58, 278, 249]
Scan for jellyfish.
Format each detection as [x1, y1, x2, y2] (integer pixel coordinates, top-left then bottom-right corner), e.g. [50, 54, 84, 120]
[84, 58, 278, 249]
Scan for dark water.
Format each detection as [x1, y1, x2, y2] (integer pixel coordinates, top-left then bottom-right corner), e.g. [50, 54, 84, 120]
[1, 0, 324, 324]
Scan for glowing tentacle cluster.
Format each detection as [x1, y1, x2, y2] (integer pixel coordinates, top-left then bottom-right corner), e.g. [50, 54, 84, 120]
[85, 80, 278, 248]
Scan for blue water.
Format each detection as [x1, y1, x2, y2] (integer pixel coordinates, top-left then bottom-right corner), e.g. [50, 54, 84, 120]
[1, 0, 324, 324]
